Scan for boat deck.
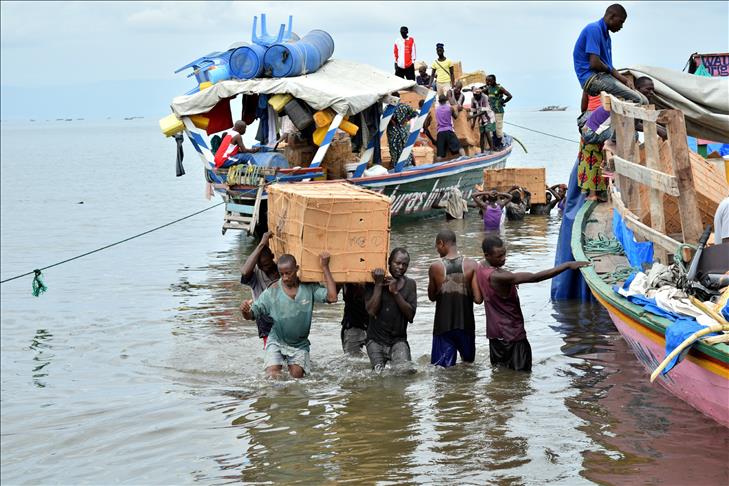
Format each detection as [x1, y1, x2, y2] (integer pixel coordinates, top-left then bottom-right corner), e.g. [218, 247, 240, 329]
[581, 202, 630, 285]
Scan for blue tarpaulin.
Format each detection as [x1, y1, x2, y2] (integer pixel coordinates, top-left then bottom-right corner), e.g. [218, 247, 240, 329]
[551, 158, 594, 301]
[612, 209, 654, 268]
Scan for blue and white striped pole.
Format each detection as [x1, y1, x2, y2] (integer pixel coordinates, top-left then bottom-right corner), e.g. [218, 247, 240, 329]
[310, 113, 344, 168]
[181, 116, 227, 184]
[351, 104, 397, 178]
[393, 90, 436, 173]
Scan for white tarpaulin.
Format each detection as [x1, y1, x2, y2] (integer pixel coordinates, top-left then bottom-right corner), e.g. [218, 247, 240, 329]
[170, 59, 415, 117]
[627, 65, 729, 142]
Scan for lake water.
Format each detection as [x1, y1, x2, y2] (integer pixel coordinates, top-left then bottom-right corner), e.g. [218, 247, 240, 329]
[1, 112, 727, 484]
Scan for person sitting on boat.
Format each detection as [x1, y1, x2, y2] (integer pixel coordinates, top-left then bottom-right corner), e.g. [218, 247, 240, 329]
[505, 186, 530, 221]
[573, 4, 648, 105]
[472, 189, 511, 231]
[240, 231, 280, 348]
[416, 64, 434, 89]
[468, 88, 496, 152]
[431, 43, 455, 97]
[448, 81, 465, 112]
[240, 252, 337, 379]
[428, 230, 482, 368]
[476, 235, 590, 372]
[394, 26, 416, 80]
[435, 94, 465, 160]
[214, 120, 260, 168]
[484, 75, 512, 150]
[365, 248, 418, 372]
[387, 93, 419, 167]
[340, 283, 368, 357]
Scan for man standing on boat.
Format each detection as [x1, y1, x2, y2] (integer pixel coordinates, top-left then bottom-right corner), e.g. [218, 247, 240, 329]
[428, 230, 482, 368]
[485, 75, 512, 150]
[394, 26, 416, 80]
[468, 88, 496, 152]
[573, 4, 648, 105]
[435, 94, 465, 160]
[431, 43, 455, 97]
[240, 231, 279, 347]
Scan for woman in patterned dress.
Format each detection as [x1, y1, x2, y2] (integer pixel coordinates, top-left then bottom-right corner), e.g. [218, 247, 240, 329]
[387, 99, 419, 167]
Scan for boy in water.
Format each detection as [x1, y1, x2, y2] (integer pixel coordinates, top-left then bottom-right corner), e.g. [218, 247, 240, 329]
[476, 236, 589, 372]
[241, 252, 337, 379]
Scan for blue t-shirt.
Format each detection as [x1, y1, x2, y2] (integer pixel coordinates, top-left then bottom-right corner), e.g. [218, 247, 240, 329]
[573, 18, 613, 87]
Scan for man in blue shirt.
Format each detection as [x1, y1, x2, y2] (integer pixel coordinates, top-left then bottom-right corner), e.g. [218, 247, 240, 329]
[573, 4, 647, 105]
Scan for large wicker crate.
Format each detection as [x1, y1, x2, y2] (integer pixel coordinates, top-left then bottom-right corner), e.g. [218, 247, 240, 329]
[483, 167, 547, 204]
[268, 182, 391, 282]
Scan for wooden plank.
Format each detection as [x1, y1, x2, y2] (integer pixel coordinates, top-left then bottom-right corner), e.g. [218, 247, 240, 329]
[611, 184, 681, 252]
[611, 155, 680, 196]
[224, 214, 254, 223]
[664, 110, 704, 244]
[612, 112, 642, 216]
[643, 114, 667, 263]
[225, 202, 254, 215]
[605, 93, 661, 122]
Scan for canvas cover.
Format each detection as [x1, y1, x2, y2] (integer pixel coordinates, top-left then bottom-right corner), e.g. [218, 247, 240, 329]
[627, 65, 729, 143]
[171, 59, 415, 117]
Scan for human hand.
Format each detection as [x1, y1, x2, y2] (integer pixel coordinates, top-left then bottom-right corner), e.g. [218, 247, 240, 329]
[260, 231, 272, 247]
[568, 261, 591, 270]
[372, 268, 385, 284]
[386, 277, 399, 294]
[319, 252, 331, 268]
[240, 299, 253, 314]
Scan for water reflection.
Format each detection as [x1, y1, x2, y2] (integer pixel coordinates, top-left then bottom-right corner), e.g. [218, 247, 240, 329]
[29, 328, 53, 388]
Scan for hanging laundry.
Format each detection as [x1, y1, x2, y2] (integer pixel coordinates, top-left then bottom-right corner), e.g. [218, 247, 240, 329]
[204, 98, 234, 134]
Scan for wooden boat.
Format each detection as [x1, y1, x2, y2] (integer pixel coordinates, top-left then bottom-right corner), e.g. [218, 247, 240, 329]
[166, 58, 511, 234]
[538, 105, 568, 112]
[571, 93, 729, 427]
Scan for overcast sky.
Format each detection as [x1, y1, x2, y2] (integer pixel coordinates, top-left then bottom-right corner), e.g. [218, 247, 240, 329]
[1, 1, 727, 118]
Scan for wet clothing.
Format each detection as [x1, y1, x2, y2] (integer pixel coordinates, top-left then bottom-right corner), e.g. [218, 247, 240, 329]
[387, 103, 418, 166]
[431, 329, 476, 367]
[366, 340, 411, 370]
[365, 277, 417, 346]
[341, 284, 368, 355]
[251, 283, 328, 351]
[489, 338, 532, 372]
[433, 256, 475, 336]
[264, 338, 311, 375]
[476, 265, 527, 342]
[483, 204, 505, 230]
[241, 266, 278, 338]
[342, 327, 368, 356]
[505, 201, 527, 221]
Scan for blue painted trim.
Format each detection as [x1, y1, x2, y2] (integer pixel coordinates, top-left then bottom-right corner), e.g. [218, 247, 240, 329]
[226, 202, 254, 215]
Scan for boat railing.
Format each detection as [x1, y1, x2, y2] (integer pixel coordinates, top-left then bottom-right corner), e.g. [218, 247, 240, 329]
[601, 92, 704, 263]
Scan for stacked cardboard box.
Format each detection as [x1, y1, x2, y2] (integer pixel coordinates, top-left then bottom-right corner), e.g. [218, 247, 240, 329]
[268, 182, 391, 282]
[483, 167, 547, 204]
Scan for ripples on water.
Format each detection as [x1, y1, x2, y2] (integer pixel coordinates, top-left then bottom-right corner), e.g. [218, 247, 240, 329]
[2, 116, 727, 484]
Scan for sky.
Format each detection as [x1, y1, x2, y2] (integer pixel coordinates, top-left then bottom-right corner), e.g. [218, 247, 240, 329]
[1, 1, 727, 119]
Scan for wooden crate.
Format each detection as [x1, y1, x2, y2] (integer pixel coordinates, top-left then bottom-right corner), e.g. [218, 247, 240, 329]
[483, 167, 547, 204]
[268, 182, 391, 283]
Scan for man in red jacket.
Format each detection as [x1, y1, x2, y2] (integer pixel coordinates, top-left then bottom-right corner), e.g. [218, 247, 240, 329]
[394, 26, 416, 80]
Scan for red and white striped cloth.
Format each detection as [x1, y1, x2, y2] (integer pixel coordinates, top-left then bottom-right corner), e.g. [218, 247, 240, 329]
[213, 133, 240, 168]
[394, 37, 416, 68]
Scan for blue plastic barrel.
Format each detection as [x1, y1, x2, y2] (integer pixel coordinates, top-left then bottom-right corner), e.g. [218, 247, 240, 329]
[263, 30, 334, 77]
[229, 43, 267, 79]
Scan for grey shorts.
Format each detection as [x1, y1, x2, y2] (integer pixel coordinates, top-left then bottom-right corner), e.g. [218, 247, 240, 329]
[264, 339, 310, 375]
[341, 327, 367, 356]
[366, 340, 411, 370]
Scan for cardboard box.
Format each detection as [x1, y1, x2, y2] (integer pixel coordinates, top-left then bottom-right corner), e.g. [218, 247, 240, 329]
[452, 61, 463, 82]
[427, 108, 480, 148]
[378, 145, 433, 167]
[268, 182, 391, 282]
[459, 70, 487, 87]
[483, 167, 547, 204]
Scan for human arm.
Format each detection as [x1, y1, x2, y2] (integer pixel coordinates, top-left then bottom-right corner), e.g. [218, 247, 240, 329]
[241, 287, 273, 321]
[365, 268, 386, 316]
[466, 259, 483, 304]
[471, 192, 487, 209]
[390, 278, 416, 322]
[491, 261, 591, 289]
[319, 252, 337, 303]
[232, 134, 260, 153]
[427, 261, 444, 302]
[500, 86, 512, 104]
[588, 54, 631, 86]
[449, 66, 455, 87]
[394, 42, 399, 70]
[581, 91, 589, 113]
[240, 299, 254, 321]
[241, 231, 271, 279]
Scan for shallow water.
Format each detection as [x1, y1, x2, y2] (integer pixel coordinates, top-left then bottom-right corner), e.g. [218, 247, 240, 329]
[2, 113, 727, 484]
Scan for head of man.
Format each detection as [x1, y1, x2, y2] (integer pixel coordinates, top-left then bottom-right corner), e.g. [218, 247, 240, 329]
[435, 229, 456, 257]
[436, 43, 444, 57]
[635, 76, 656, 100]
[546, 191, 553, 203]
[511, 191, 522, 205]
[486, 75, 496, 87]
[473, 88, 483, 100]
[418, 64, 428, 76]
[400, 26, 409, 39]
[258, 246, 277, 276]
[234, 120, 247, 135]
[482, 235, 507, 268]
[388, 248, 410, 278]
[277, 254, 299, 287]
[438, 94, 448, 105]
[453, 81, 463, 94]
[604, 4, 627, 33]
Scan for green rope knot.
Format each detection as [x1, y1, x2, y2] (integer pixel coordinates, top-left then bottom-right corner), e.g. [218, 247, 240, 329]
[32, 269, 47, 297]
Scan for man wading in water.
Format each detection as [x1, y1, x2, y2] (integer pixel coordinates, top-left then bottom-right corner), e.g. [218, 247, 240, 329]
[241, 253, 337, 379]
[365, 248, 418, 371]
[240, 231, 279, 347]
[428, 230, 482, 367]
[476, 236, 590, 372]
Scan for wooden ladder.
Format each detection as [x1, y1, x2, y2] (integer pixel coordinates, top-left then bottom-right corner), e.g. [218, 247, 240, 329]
[222, 181, 264, 235]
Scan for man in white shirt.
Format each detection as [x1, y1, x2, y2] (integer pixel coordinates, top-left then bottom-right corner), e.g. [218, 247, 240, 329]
[394, 26, 416, 80]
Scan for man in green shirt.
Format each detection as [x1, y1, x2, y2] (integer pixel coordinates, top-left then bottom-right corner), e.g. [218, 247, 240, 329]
[241, 252, 337, 379]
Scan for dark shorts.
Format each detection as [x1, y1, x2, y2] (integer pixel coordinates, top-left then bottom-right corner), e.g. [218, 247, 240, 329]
[366, 340, 411, 370]
[436, 130, 461, 157]
[341, 327, 367, 356]
[395, 64, 415, 80]
[489, 338, 532, 372]
[431, 329, 476, 367]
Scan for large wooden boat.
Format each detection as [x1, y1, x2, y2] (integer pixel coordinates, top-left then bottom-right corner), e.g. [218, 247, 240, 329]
[571, 93, 729, 426]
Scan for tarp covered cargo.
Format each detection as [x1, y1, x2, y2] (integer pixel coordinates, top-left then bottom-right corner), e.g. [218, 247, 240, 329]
[626, 65, 729, 143]
[171, 59, 415, 118]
